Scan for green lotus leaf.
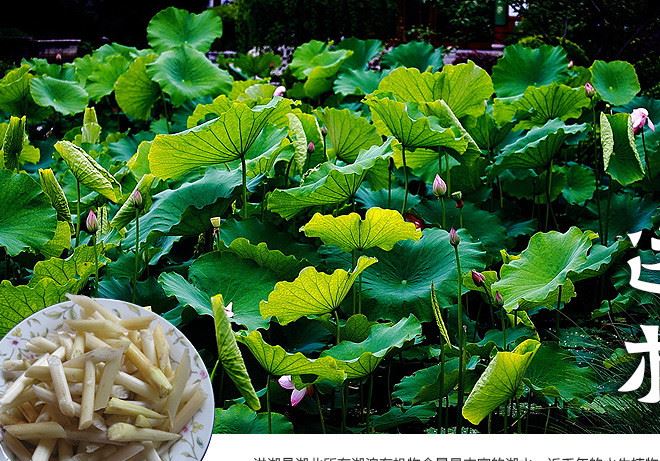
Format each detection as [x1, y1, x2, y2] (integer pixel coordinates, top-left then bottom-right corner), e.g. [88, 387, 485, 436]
[122, 169, 242, 249]
[0, 116, 40, 169]
[149, 97, 289, 179]
[334, 69, 384, 97]
[600, 112, 645, 186]
[212, 295, 260, 410]
[504, 83, 591, 130]
[158, 271, 212, 324]
[288, 40, 352, 98]
[590, 60, 640, 106]
[54, 141, 122, 202]
[114, 54, 160, 120]
[337, 38, 383, 70]
[40, 221, 71, 259]
[340, 314, 374, 343]
[392, 359, 461, 405]
[420, 99, 481, 156]
[558, 162, 596, 205]
[0, 170, 57, 256]
[316, 107, 382, 162]
[110, 174, 156, 230]
[287, 112, 308, 173]
[147, 46, 233, 106]
[360, 228, 488, 322]
[237, 330, 346, 385]
[492, 119, 587, 173]
[524, 343, 597, 402]
[381, 41, 443, 72]
[213, 404, 292, 434]
[0, 279, 64, 337]
[378, 63, 493, 118]
[463, 339, 540, 425]
[85, 54, 129, 101]
[321, 315, 421, 378]
[355, 186, 421, 212]
[491, 227, 595, 312]
[228, 237, 305, 279]
[0, 65, 34, 115]
[371, 403, 436, 431]
[465, 111, 514, 152]
[572, 239, 628, 282]
[301, 207, 421, 252]
[492, 45, 569, 98]
[231, 53, 282, 80]
[30, 244, 108, 294]
[267, 140, 392, 219]
[29, 75, 88, 115]
[587, 193, 658, 241]
[187, 94, 233, 128]
[365, 97, 467, 152]
[147, 6, 222, 53]
[260, 256, 377, 325]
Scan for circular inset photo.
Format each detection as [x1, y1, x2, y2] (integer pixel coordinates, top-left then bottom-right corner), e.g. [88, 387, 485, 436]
[0, 296, 214, 461]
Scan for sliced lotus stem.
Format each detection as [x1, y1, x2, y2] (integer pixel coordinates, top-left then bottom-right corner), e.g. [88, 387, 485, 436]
[3, 359, 28, 371]
[143, 443, 163, 461]
[58, 333, 74, 355]
[43, 403, 75, 427]
[134, 414, 160, 428]
[71, 383, 123, 397]
[66, 294, 121, 323]
[120, 316, 154, 330]
[0, 410, 24, 425]
[79, 360, 96, 429]
[125, 344, 172, 397]
[27, 365, 85, 382]
[58, 439, 74, 461]
[172, 389, 205, 434]
[127, 330, 141, 347]
[115, 371, 157, 400]
[152, 325, 172, 377]
[104, 397, 166, 420]
[108, 423, 181, 443]
[72, 444, 118, 461]
[48, 355, 77, 417]
[3, 431, 32, 461]
[0, 348, 64, 406]
[94, 352, 123, 411]
[18, 401, 38, 422]
[64, 347, 120, 369]
[65, 319, 128, 338]
[166, 351, 190, 430]
[140, 330, 157, 365]
[5, 421, 67, 440]
[84, 332, 110, 351]
[71, 333, 86, 359]
[65, 429, 119, 445]
[27, 336, 60, 354]
[33, 438, 58, 461]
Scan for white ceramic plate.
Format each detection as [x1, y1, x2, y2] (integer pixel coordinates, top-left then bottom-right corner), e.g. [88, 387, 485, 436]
[0, 298, 214, 461]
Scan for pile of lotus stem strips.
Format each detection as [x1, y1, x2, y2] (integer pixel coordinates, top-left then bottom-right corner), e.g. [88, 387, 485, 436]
[0, 294, 207, 461]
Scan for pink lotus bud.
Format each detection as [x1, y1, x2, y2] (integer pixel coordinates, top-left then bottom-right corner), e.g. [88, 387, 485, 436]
[432, 174, 447, 197]
[131, 190, 143, 210]
[584, 82, 595, 98]
[568, 60, 574, 69]
[307, 141, 315, 154]
[449, 228, 460, 247]
[495, 291, 504, 307]
[278, 375, 310, 406]
[471, 270, 486, 287]
[320, 126, 328, 137]
[86, 209, 98, 233]
[631, 108, 655, 135]
[273, 85, 286, 97]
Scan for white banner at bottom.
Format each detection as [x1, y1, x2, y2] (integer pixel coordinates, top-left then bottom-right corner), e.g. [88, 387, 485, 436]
[203, 434, 660, 460]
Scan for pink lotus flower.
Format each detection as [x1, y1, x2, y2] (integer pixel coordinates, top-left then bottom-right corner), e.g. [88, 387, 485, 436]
[224, 302, 234, 319]
[86, 209, 98, 233]
[584, 82, 595, 98]
[432, 174, 447, 197]
[273, 85, 286, 97]
[631, 108, 655, 135]
[278, 375, 310, 406]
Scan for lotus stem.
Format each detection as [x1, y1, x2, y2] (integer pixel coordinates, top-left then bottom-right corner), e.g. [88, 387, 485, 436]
[437, 344, 445, 434]
[642, 128, 653, 182]
[387, 158, 393, 209]
[366, 374, 374, 433]
[241, 155, 248, 219]
[334, 310, 341, 345]
[544, 160, 553, 231]
[284, 156, 294, 188]
[266, 375, 272, 434]
[453, 245, 464, 434]
[315, 390, 326, 434]
[92, 235, 99, 296]
[501, 310, 508, 350]
[341, 383, 347, 434]
[445, 152, 451, 195]
[459, 208, 463, 229]
[592, 107, 603, 240]
[401, 145, 408, 214]
[555, 285, 563, 337]
[75, 180, 81, 248]
[132, 208, 140, 304]
[440, 197, 446, 229]
[351, 250, 357, 315]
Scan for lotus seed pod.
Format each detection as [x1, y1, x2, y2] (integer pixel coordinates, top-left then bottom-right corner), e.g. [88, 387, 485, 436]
[451, 191, 462, 201]
[210, 217, 221, 228]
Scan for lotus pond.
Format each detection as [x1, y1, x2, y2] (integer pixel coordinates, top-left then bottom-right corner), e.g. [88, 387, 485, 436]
[0, 6, 658, 435]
